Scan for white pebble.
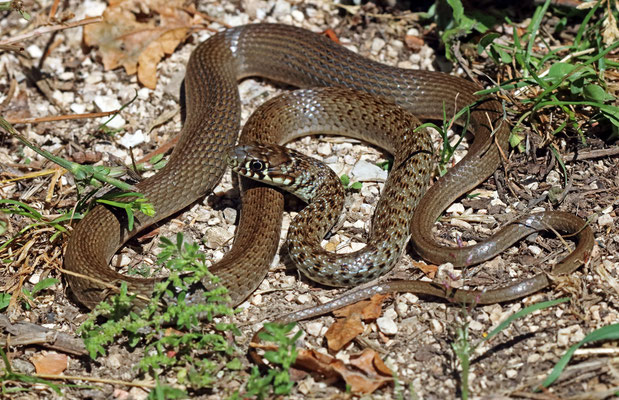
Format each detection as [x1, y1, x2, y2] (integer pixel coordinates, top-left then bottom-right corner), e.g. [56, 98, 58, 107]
[291, 9, 304, 22]
[598, 213, 614, 227]
[351, 160, 387, 181]
[118, 129, 146, 149]
[223, 208, 237, 224]
[371, 37, 386, 53]
[94, 95, 121, 112]
[528, 245, 542, 256]
[26, 44, 43, 58]
[317, 142, 331, 156]
[205, 226, 233, 249]
[251, 294, 262, 306]
[376, 316, 398, 335]
[297, 294, 311, 304]
[305, 321, 323, 337]
[446, 203, 465, 214]
[70, 103, 86, 114]
[505, 369, 518, 379]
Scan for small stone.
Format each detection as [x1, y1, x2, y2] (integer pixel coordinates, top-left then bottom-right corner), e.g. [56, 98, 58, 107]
[598, 213, 614, 227]
[28, 274, 40, 285]
[118, 129, 146, 149]
[528, 245, 542, 256]
[505, 369, 518, 379]
[351, 160, 387, 181]
[26, 44, 43, 58]
[376, 316, 398, 335]
[70, 103, 86, 114]
[205, 226, 233, 249]
[446, 203, 465, 214]
[317, 142, 331, 156]
[291, 9, 304, 22]
[527, 354, 541, 365]
[223, 207, 237, 224]
[297, 294, 310, 304]
[430, 319, 443, 334]
[371, 37, 386, 53]
[305, 321, 323, 337]
[94, 94, 121, 112]
[251, 294, 262, 305]
[468, 320, 483, 331]
[546, 170, 561, 185]
[12, 359, 35, 374]
[272, 0, 291, 17]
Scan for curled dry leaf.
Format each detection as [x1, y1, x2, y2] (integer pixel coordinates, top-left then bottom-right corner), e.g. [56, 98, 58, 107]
[30, 352, 68, 375]
[325, 312, 364, 352]
[332, 293, 388, 320]
[326, 294, 388, 351]
[413, 260, 438, 279]
[83, 0, 204, 89]
[295, 348, 393, 394]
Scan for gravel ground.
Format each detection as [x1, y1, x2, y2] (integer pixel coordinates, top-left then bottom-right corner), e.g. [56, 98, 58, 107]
[1, 0, 618, 399]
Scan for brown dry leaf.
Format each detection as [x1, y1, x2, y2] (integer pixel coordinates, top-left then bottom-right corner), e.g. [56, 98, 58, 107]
[414, 260, 438, 279]
[349, 348, 393, 376]
[404, 34, 424, 52]
[83, 0, 204, 89]
[325, 312, 364, 352]
[332, 294, 388, 320]
[30, 352, 68, 375]
[295, 349, 392, 394]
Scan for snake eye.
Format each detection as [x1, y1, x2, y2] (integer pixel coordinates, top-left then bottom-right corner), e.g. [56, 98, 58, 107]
[249, 160, 265, 172]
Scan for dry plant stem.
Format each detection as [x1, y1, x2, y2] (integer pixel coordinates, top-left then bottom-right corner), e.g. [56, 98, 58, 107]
[5, 110, 118, 124]
[0, 16, 103, 46]
[33, 374, 156, 389]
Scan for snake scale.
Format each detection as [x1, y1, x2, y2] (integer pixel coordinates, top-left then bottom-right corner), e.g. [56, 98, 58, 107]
[64, 24, 594, 316]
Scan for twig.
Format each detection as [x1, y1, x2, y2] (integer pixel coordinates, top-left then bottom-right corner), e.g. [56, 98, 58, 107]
[5, 110, 119, 125]
[34, 373, 156, 389]
[0, 16, 103, 46]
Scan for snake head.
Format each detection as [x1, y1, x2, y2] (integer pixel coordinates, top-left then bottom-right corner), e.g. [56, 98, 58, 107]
[227, 142, 296, 186]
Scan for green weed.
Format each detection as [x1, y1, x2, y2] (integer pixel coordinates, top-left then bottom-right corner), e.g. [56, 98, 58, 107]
[451, 298, 570, 399]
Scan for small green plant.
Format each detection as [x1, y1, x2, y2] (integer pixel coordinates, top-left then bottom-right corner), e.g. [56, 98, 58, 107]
[0, 1, 31, 20]
[79, 233, 240, 396]
[415, 102, 474, 177]
[0, 118, 155, 224]
[340, 174, 363, 191]
[476, 0, 619, 144]
[451, 297, 569, 399]
[539, 323, 619, 390]
[243, 322, 302, 399]
[21, 278, 59, 310]
[0, 200, 81, 251]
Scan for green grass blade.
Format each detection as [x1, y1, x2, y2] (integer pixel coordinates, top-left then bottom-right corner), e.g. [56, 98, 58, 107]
[483, 297, 569, 342]
[540, 323, 619, 389]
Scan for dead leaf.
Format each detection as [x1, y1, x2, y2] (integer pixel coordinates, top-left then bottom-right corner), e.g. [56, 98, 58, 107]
[404, 35, 424, 52]
[414, 260, 438, 279]
[295, 349, 392, 394]
[30, 352, 68, 375]
[332, 294, 388, 320]
[325, 312, 364, 352]
[83, 0, 204, 89]
[350, 348, 393, 376]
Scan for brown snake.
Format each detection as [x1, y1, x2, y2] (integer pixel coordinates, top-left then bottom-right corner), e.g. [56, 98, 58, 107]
[64, 24, 594, 317]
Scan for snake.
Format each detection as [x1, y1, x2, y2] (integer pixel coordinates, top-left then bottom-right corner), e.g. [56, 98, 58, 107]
[64, 23, 594, 315]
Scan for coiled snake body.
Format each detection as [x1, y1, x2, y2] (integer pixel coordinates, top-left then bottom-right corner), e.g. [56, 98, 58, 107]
[64, 24, 594, 314]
